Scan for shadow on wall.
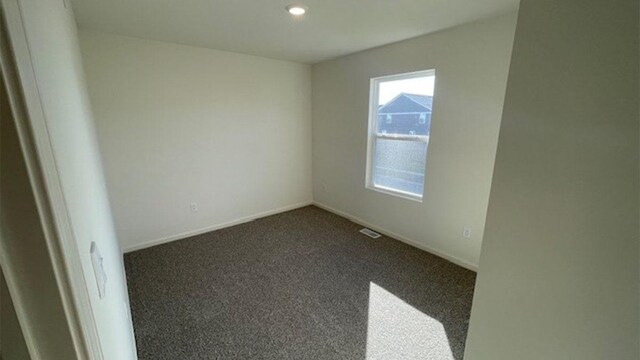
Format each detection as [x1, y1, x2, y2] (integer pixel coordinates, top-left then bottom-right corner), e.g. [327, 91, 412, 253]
[123, 206, 475, 359]
[1, 269, 30, 359]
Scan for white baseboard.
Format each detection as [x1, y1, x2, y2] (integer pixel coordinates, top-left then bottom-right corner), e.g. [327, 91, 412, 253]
[123, 200, 313, 253]
[123, 199, 479, 273]
[313, 201, 479, 272]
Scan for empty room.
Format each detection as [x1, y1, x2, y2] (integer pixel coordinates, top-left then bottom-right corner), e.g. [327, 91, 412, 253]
[1, 0, 639, 359]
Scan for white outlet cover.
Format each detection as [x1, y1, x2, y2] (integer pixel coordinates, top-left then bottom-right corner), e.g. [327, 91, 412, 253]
[90, 242, 107, 299]
[463, 227, 472, 239]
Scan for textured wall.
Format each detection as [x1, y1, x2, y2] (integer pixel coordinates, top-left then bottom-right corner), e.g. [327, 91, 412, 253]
[311, 14, 517, 269]
[466, 0, 639, 358]
[80, 31, 313, 252]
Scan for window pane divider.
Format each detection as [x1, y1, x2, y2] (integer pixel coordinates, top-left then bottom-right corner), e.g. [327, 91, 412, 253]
[375, 134, 429, 143]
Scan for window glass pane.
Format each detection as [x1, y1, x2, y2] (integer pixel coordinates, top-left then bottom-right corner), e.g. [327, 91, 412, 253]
[372, 138, 427, 196]
[376, 75, 434, 136]
[368, 70, 435, 199]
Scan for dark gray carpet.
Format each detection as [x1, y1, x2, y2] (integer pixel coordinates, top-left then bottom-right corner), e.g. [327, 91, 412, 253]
[124, 206, 476, 359]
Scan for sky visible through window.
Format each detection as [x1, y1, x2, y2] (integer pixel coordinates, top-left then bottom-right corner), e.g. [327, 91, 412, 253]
[378, 75, 435, 105]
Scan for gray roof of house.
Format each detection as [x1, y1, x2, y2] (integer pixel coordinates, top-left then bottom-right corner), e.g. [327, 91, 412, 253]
[379, 93, 433, 113]
[402, 93, 433, 109]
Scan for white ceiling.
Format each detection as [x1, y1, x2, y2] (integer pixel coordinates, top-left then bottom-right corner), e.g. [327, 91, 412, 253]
[71, 0, 519, 64]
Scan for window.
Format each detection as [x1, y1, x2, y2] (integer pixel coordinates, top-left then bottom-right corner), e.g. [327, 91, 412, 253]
[366, 70, 435, 201]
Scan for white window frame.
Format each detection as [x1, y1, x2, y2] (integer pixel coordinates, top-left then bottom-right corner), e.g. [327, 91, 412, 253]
[365, 69, 435, 202]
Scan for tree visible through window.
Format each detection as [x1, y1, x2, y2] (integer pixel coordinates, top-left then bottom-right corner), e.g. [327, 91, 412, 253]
[366, 70, 435, 200]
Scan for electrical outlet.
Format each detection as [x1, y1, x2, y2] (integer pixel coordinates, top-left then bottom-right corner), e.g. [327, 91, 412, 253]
[322, 183, 328, 193]
[463, 227, 472, 239]
[190, 202, 198, 213]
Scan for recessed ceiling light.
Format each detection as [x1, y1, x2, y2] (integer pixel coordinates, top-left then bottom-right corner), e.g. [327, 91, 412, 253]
[286, 4, 307, 16]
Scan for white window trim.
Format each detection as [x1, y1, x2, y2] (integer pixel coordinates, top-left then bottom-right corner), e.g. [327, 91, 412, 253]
[365, 69, 435, 202]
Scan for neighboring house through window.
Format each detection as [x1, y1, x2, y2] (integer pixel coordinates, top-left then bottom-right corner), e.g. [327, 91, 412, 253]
[366, 70, 435, 200]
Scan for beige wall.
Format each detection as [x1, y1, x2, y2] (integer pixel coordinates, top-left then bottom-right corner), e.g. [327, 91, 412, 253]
[4, 0, 138, 358]
[311, 13, 517, 269]
[1, 61, 71, 359]
[465, 0, 639, 359]
[80, 31, 313, 252]
[1, 271, 29, 360]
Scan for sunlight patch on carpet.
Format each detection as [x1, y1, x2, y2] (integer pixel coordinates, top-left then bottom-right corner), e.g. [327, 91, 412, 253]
[366, 282, 454, 360]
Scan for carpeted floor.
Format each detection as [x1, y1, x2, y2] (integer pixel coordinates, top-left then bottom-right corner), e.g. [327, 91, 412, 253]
[124, 206, 476, 360]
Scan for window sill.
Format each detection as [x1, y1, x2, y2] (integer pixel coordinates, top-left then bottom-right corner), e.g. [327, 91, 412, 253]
[366, 185, 423, 203]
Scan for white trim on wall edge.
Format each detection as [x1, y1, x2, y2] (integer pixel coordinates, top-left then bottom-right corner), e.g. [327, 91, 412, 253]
[313, 201, 479, 272]
[123, 200, 314, 253]
[1, 1, 102, 358]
